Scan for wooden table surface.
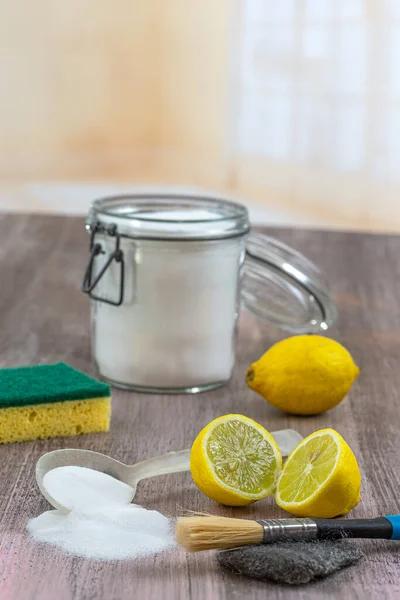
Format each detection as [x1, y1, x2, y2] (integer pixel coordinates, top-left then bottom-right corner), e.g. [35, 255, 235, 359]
[1, 213, 400, 600]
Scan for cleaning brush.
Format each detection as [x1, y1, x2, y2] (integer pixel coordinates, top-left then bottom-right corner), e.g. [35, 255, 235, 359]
[176, 514, 400, 552]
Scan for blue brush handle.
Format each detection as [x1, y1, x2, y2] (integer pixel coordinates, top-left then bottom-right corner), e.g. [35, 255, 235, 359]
[386, 516, 400, 540]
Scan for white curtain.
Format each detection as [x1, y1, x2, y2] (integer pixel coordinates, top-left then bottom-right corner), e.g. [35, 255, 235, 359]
[232, 0, 400, 230]
[1, 0, 399, 231]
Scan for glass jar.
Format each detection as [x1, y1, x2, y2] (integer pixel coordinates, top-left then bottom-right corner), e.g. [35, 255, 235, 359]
[82, 193, 337, 393]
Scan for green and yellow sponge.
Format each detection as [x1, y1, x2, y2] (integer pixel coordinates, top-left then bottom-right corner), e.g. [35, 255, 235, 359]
[0, 362, 111, 444]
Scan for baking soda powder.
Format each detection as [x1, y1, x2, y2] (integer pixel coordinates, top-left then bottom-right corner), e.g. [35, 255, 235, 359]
[93, 232, 245, 390]
[27, 466, 175, 560]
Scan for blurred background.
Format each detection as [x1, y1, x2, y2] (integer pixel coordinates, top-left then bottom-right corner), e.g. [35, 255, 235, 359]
[1, 0, 399, 231]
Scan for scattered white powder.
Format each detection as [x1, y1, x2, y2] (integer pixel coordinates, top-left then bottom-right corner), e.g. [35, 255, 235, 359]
[27, 505, 175, 560]
[27, 466, 175, 560]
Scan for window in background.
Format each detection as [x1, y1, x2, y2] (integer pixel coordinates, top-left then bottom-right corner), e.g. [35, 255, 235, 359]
[233, 0, 400, 230]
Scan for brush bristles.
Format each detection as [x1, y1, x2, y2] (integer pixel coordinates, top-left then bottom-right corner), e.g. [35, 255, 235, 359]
[176, 516, 264, 552]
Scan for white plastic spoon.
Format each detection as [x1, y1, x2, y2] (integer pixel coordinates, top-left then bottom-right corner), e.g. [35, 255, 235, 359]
[36, 429, 303, 513]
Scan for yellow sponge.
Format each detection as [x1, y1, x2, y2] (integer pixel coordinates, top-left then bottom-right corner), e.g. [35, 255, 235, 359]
[0, 363, 111, 444]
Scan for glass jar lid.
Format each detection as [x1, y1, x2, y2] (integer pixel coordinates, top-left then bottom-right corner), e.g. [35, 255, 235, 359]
[87, 194, 250, 240]
[85, 193, 337, 333]
[242, 233, 337, 333]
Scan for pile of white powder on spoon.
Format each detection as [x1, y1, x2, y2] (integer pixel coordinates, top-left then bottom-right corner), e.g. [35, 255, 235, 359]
[27, 466, 175, 560]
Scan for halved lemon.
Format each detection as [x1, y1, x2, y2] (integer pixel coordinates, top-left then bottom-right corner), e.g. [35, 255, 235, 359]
[190, 414, 282, 506]
[275, 428, 361, 518]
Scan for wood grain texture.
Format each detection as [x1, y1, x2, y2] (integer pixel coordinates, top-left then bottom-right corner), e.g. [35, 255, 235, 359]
[1, 213, 400, 599]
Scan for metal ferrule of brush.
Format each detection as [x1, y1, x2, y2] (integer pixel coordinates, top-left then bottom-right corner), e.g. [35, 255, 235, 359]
[257, 518, 318, 543]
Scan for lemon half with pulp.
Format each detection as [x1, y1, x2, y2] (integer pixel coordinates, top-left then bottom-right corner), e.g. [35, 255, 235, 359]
[190, 414, 282, 506]
[275, 428, 361, 518]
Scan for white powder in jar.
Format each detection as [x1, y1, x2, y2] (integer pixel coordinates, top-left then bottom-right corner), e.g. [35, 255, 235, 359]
[27, 466, 175, 560]
[92, 234, 246, 390]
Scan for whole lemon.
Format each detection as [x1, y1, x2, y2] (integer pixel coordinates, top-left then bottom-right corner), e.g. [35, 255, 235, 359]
[246, 335, 359, 415]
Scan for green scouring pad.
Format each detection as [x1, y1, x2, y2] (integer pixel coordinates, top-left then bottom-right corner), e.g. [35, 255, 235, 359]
[0, 362, 111, 444]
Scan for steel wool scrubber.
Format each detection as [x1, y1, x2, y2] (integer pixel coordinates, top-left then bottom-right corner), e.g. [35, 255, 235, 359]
[217, 540, 363, 585]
